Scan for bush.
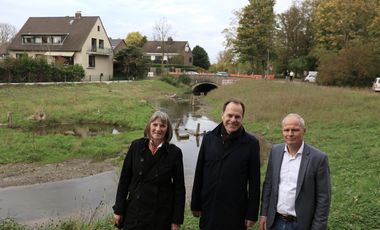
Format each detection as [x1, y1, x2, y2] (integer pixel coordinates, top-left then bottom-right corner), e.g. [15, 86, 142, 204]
[159, 75, 191, 87]
[317, 43, 379, 87]
[63, 64, 85, 82]
[0, 57, 85, 83]
[159, 76, 178, 86]
[177, 75, 191, 85]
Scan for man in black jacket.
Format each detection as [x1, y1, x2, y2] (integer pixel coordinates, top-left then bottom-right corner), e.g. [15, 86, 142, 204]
[191, 98, 261, 230]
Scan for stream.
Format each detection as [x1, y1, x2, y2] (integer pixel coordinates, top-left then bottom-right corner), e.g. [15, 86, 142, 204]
[0, 98, 219, 226]
[0, 97, 269, 226]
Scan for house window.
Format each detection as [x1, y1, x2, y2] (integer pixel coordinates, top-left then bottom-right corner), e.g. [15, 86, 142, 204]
[35, 37, 42, 44]
[189, 57, 192, 63]
[53, 36, 62, 44]
[22, 36, 33, 44]
[42, 36, 48, 43]
[99, 39, 104, 49]
[97, 26, 100, 31]
[89, 55, 95, 67]
[91, 38, 97, 51]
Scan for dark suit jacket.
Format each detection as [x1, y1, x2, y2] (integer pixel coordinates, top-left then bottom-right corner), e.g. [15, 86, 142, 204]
[191, 123, 261, 230]
[260, 143, 331, 230]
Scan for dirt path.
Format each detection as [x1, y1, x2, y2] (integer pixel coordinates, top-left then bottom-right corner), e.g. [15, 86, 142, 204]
[0, 158, 116, 188]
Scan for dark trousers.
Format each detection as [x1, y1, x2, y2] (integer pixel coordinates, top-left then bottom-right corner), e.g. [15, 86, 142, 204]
[270, 215, 298, 230]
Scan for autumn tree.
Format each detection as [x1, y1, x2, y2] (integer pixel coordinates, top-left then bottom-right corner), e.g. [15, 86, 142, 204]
[317, 42, 378, 86]
[313, 0, 380, 86]
[234, 0, 275, 73]
[275, 0, 318, 76]
[314, 0, 378, 50]
[210, 50, 235, 73]
[192, 45, 210, 70]
[125, 32, 147, 47]
[221, 10, 241, 65]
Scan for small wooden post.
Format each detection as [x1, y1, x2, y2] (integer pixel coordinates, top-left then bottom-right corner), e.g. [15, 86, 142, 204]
[7, 111, 12, 128]
[174, 119, 181, 131]
[195, 123, 200, 136]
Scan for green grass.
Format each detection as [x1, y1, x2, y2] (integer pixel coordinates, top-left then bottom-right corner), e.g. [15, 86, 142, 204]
[1, 79, 379, 229]
[205, 79, 380, 229]
[0, 80, 186, 163]
[0, 216, 116, 230]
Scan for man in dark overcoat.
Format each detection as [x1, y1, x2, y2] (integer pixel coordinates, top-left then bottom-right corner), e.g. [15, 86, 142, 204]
[191, 98, 261, 230]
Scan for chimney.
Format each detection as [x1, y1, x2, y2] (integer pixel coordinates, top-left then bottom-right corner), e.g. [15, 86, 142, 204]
[75, 11, 81, 19]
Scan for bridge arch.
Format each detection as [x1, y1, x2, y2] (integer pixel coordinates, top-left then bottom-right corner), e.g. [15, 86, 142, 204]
[192, 82, 218, 95]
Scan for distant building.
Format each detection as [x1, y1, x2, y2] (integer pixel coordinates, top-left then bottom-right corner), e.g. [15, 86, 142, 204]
[7, 11, 113, 81]
[110, 38, 127, 55]
[142, 38, 193, 66]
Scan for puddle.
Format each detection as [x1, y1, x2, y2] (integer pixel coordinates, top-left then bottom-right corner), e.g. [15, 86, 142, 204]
[28, 123, 125, 137]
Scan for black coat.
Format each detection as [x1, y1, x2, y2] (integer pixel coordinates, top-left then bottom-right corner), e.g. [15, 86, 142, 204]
[191, 123, 261, 230]
[113, 138, 185, 230]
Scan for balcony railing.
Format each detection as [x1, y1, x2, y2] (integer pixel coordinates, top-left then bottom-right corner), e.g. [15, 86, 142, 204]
[87, 47, 113, 56]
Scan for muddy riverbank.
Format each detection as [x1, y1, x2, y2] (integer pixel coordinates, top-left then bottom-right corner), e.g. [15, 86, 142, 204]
[0, 158, 116, 188]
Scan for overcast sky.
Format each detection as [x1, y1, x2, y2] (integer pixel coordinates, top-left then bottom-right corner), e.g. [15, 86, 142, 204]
[0, 0, 294, 63]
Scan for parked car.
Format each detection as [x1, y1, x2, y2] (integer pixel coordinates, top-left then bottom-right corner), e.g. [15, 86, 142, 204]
[147, 72, 154, 77]
[304, 71, 318, 82]
[373, 77, 380, 92]
[185, 71, 199, 75]
[216, 71, 229, 77]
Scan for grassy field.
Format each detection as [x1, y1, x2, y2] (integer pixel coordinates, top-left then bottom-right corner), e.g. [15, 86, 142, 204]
[0, 80, 187, 163]
[204, 79, 380, 229]
[1, 79, 379, 229]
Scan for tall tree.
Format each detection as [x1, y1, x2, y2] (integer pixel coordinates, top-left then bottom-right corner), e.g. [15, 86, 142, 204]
[192, 45, 210, 70]
[275, 0, 318, 74]
[0, 23, 17, 43]
[222, 10, 241, 64]
[152, 17, 173, 71]
[114, 45, 148, 79]
[234, 0, 275, 73]
[125, 32, 147, 47]
[314, 0, 379, 50]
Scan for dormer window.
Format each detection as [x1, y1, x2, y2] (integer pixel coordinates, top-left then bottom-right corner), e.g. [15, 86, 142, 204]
[22, 36, 33, 44]
[22, 35, 66, 45]
[53, 36, 62, 44]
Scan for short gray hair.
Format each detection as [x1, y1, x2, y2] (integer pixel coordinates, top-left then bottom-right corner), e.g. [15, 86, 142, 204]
[144, 111, 173, 142]
[282, 113, 305, 128]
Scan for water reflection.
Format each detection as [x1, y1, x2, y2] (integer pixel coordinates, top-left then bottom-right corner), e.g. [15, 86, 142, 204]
[0, 171, 116, 226]
[152, 98, 219, 199]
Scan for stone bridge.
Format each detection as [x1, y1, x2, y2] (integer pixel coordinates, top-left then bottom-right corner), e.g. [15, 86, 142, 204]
[187, 75, 237, 95]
